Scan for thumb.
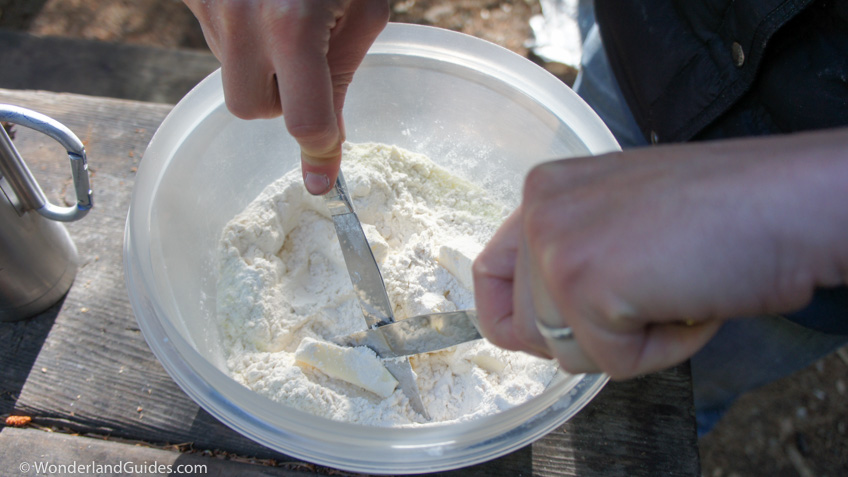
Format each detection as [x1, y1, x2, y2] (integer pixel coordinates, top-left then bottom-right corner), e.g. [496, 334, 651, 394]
[290, 108, 343, 195]
[300, 142, 342, 196]
[286, 94, 343, 195]
[292, 86, 345, 195]
[274, 28, 344, 195]
[299, 106, 346, 195]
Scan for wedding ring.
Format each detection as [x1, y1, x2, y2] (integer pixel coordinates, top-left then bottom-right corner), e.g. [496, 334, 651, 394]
[535, 319, 575, 341]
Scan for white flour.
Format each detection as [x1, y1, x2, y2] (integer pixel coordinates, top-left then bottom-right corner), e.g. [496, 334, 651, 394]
[216, 142, 557, 426]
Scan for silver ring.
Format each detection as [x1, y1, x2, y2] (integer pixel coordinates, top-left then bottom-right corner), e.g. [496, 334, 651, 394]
[535, 320, 575, 340]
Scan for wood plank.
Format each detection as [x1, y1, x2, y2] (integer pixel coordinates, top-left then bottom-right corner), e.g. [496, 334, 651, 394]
[0, 30, 220, 104]
[0, 88, 699, 476]
[0, 427, 320, 476]
[0, 89, 278, 459]
[546, 364, 699, 476]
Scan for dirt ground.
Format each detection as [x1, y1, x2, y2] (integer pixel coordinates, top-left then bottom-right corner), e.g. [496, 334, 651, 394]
[2, 1, 846, 475]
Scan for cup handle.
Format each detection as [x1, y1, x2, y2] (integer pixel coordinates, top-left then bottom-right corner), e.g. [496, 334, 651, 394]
[0, 104, 92, 222]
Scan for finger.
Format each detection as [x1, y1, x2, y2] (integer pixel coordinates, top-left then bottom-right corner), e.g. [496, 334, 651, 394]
[295, 1, 388, 195]
[572, 319, 723, 379]
[297, 6, 387, 196]
[269, 12, 345, 195]
[337, 109, 346, 144]
[220, 59, 281, 120]
[473, 210, 521, 350]
[182, 0, 222, 59]
[512, 239, 556, 357]
[326, 0, 389, 117]
[278, 47, 342, 195]
[210, 6, 280, 120]
[628, 319, 723, 377]
[543, 333, 601, 375]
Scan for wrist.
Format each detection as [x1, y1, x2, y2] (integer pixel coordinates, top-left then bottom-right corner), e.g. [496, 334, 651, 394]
[756, 128, 848, 308]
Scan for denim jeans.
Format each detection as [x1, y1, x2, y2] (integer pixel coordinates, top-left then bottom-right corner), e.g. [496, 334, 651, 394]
[571, 16, 848, 436]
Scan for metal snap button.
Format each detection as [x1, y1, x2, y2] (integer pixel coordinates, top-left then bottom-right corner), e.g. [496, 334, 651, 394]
[731, 42, 745, 67]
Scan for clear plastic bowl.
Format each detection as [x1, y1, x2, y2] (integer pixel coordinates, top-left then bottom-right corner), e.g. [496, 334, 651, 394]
[124, 23, 619, 474]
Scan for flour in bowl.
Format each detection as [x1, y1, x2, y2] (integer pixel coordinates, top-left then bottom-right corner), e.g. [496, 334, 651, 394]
[216, 142, 557, 426]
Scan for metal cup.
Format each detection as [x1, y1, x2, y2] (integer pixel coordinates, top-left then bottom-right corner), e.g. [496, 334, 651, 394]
[0, 104, 92, 321]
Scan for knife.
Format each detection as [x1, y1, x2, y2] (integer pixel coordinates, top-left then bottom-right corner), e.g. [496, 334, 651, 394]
[324, 171, 430, 419]
[332, 310, 483, 358]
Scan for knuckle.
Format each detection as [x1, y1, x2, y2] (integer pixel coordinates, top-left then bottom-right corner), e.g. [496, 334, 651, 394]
[257, 2, 304, 54]
[523, 163, 556, 204]
[223, 86, 280, 120]
[332, 72, 356, 89]
[331, 72, 356, 102]
[471, 253, 489, 279]
[220, 0, 255, 27]
[364, 0, 391, 27]
[286, 122, 340, 155]
[223, 95, 256, 120]
[257, 0, 300, 19]
[523, 212, 580, 287]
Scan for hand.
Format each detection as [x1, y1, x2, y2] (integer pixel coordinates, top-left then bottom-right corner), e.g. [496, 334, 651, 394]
[473, 129, 848, 379]
[184, 0, 390, 194]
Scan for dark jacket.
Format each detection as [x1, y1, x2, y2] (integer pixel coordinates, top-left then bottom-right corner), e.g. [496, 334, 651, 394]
[594, 0, 848, 144]
[594, 0, 848, 334]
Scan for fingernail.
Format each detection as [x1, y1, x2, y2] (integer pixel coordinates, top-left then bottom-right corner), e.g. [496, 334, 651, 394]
[304, 172, 331, 195]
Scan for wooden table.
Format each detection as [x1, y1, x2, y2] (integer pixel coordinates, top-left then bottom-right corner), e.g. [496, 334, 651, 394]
[0, 89, 700, 476]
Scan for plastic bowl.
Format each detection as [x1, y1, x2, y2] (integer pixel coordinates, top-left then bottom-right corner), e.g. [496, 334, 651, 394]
[124, 23, 619, 474]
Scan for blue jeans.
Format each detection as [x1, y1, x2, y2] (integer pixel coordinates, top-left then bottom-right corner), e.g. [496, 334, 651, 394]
[572, 18, 848, 436]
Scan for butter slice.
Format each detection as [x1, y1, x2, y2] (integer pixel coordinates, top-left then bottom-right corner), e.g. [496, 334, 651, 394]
[470, 350, 507, 374]
[437, 238, 483, 290]
[294, 337, 398, 398]
[362, 223, 389, 264]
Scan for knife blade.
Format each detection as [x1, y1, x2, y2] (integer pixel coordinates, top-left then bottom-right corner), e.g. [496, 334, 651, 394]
[331, 310, 482, 358]
[324, 171, 429, 418]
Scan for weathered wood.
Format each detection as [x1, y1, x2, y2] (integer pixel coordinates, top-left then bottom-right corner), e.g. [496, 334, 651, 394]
[0, 30, 220, 104]
[0, 89, 700, 476]
[0, 427, 319, 476]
